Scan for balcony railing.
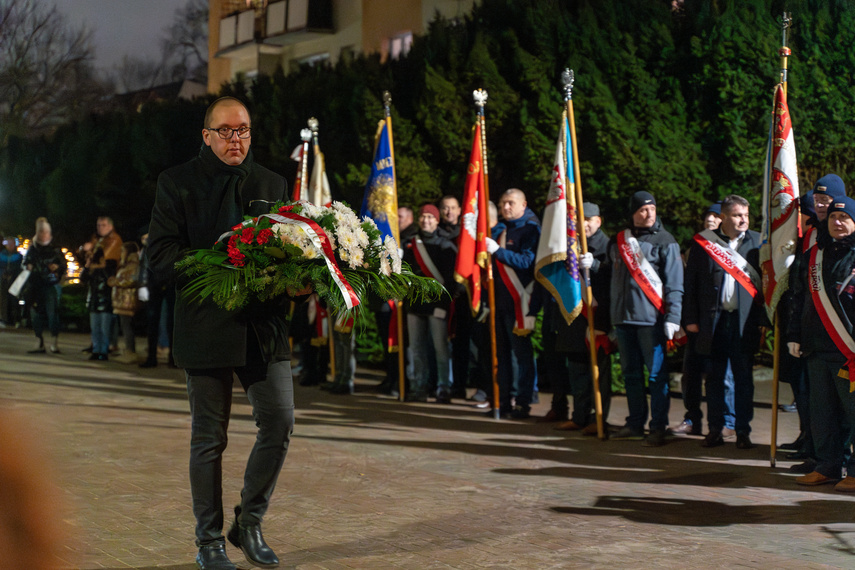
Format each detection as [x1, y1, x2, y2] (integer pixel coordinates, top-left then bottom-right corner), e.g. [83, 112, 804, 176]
[218, 0, 334, 52]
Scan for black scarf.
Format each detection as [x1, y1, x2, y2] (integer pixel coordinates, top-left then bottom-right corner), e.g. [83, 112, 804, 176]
[199, 143, 254, 231]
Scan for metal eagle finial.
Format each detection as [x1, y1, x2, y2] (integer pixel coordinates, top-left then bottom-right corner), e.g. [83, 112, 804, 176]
[307, 117, 319, 133]
[473, 89, 488, 108]
[562, 69, 575, 102]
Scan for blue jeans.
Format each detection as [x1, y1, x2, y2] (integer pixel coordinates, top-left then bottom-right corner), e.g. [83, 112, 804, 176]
[407, 313, 450, 397]
[615, 324, 669, 431]
[496, 308, 535, 410]
[89, 311, 113, 355]
[31, 283, 62, 338]
[186, 353, 294, 546]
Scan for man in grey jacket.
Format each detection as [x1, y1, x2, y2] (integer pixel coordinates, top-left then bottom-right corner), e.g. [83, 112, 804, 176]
[609, 191, 683, 446]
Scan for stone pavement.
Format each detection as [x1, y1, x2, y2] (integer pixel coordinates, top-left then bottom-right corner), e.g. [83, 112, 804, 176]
[2, 329, 854, 569]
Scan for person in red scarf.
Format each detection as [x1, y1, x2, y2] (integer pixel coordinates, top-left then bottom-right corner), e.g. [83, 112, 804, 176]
[402, 204, 457, 402]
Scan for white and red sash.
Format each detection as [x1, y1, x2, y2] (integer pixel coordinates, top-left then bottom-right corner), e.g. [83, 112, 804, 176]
[693, 229, 760, 298]
[495, 230, 535, 336]
[617, 229, 664, 314]
[411, 237, 445, 286]
[496, 262, 535, 336]
[809, 245, 855, 391]
[803, 226, 818, 254]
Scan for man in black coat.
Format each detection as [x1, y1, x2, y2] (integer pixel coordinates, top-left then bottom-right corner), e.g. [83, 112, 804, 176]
[682, 194, 765, 450]
[148, 97, 292, 570]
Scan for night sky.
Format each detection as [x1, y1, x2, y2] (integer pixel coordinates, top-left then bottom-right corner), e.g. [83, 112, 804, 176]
[52, 0, 189, 74]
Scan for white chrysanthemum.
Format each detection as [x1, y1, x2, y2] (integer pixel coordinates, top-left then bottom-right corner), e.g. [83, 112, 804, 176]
[354, 227, 370, 248]
[379, 255, 391, 276]
[348, 247, 364, 269]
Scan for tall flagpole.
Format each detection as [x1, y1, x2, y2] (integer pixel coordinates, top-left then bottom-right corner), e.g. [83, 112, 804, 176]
[308, 116, 336, 381]
[383, 90, 407, 403]
[474, 89, 500, 420]
[770, 11, 792, 468]
[294, 128, 312, 201]
[563, 69, 605, 439]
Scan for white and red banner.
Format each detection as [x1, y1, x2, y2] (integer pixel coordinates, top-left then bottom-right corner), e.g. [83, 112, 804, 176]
[760, 84, 800, 322]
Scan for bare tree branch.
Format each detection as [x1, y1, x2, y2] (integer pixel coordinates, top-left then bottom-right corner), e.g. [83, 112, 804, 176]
[0, 0, 108, 142]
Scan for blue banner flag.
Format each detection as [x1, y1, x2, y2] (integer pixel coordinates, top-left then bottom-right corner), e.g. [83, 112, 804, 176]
[360, 120, 399, 243]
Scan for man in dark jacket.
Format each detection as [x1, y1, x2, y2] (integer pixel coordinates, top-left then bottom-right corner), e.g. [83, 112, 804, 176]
[542, 202, 612, 432]
[486, 188, 541, 419]
[788, 196, 855, 490]
[609, 191, 683, 446]
[402, 204, 457, 402]
[682, 194, 764, 449]
[147, 97, 292, 570]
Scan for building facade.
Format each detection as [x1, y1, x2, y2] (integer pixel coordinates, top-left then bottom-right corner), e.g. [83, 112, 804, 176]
[208, 0, 476, 92]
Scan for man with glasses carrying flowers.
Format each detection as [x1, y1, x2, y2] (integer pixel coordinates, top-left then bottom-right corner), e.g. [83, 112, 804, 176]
[147, 97, 292, 570]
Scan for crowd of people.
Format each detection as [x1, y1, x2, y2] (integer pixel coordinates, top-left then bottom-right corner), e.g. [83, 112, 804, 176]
[0, 215, 175, 368]
[5, 94, 854, 569]
[295, 174, 855, 496]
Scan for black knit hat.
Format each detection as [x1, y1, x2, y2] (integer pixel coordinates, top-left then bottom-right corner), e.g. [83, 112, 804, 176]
[813, 174, 846, 198]
[629, 191, 656, 215]
[828, 196, 855, 223]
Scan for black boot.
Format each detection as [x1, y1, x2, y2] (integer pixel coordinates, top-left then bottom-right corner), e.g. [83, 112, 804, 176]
[227, 520, 280, 568]
[195, 543, 236, 570]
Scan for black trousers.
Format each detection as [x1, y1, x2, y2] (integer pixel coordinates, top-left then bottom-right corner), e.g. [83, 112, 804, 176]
[185, 335, 294, 546]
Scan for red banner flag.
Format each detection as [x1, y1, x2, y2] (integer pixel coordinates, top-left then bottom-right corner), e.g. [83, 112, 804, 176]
[454, 122, 488, 316]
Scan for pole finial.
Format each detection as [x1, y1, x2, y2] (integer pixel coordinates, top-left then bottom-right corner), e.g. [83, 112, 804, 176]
[562, 68, 575, 102]
[307, 117, 319, 133]
[383, 91, 392, 107]
[473, 89, 488, 109]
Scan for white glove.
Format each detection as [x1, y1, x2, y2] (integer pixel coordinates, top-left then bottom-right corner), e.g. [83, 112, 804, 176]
[485, 238, 500, 254]
[137, 286, 150, 302]
[664, 321, 680, 340]
[579, 252, 594, 270]
[397, 248, 404, 258]
[787, 342, 801, 358]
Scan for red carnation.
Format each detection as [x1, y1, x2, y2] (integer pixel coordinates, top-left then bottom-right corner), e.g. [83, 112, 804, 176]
[228, 235, 239, 248]
[256, 228, 273, 245]
[240, 227, 256, 244]
[278, 205, 294, 214]
[228, 246, 246, 267]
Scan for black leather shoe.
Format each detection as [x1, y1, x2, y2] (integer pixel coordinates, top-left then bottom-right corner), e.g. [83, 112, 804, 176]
[780, 432, 805, 451]
[329, 382, 355, 394]
[195, 543, 236, 570]
[227, 521, 279, 568]
[702, 431, 724, 448]
[786, 449, 810, 460]
[735, 433, 754, 449]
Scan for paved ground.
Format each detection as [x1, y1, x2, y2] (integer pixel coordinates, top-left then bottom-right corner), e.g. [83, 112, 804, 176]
[2, 328, 854, 569]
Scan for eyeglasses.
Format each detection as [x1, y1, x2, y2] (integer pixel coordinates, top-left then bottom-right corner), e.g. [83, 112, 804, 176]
[206, 126, 251, 139]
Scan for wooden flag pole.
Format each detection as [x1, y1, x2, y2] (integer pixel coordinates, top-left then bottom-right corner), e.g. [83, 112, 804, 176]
[770, 11, 792, 468]
[382, 91, 407, 402]
[474, 89, 500, 420]
[308, 117, 336, 381]
[563, 70, 605, 439]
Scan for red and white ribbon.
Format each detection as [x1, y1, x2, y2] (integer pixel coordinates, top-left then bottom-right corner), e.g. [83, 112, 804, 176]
[693, 229, 760, 298]
[809, 245, 855, 391]
[223, 212, 360, 310]
[617, 229, 664, 314]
